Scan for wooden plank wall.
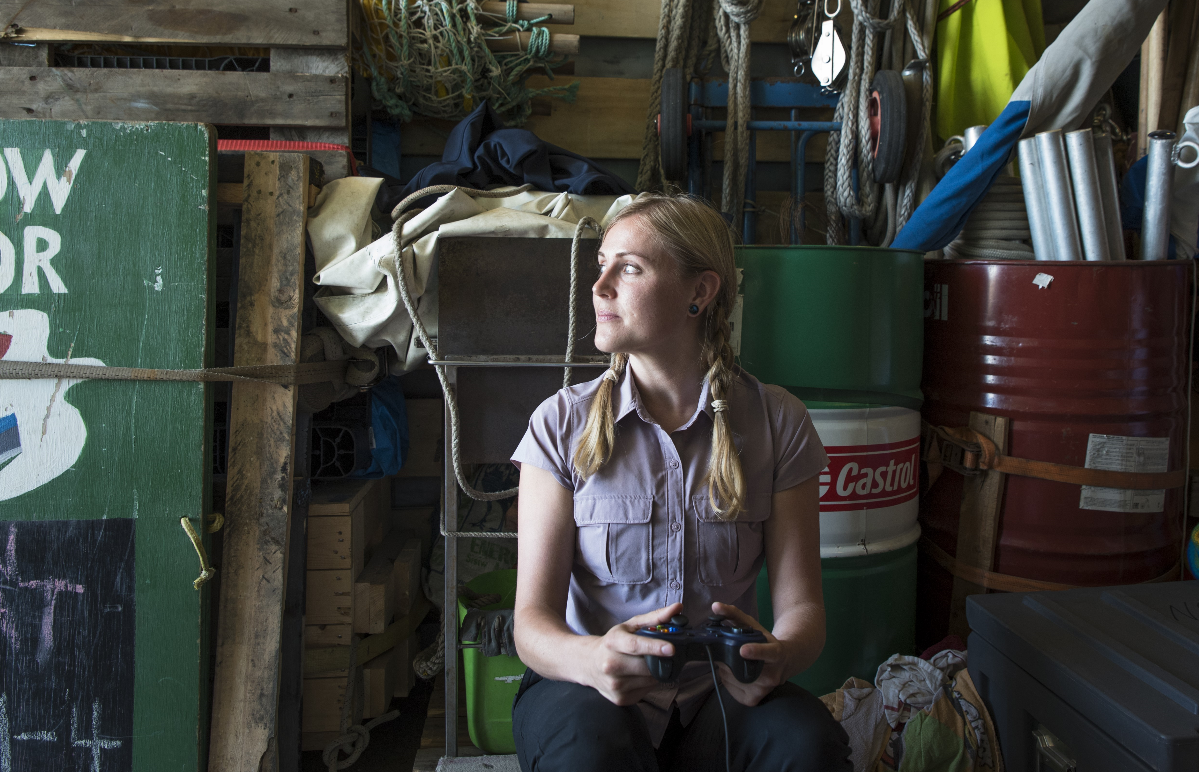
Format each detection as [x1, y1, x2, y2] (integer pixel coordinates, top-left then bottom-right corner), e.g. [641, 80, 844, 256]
[394, 0, 835, 244]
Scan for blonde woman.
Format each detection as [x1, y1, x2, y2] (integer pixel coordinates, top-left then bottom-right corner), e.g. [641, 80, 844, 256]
[511, 194, 851, 771]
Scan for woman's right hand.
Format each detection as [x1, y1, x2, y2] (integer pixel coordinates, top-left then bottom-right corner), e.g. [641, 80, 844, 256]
[584, 602, 683, 706]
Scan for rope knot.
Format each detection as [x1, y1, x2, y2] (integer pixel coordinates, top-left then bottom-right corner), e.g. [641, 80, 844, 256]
[602, 369, 620, 384]
[711, 399, 729, 413]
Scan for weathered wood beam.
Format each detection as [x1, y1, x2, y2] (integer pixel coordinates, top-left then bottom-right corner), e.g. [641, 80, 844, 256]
[209, 152, 311, 772]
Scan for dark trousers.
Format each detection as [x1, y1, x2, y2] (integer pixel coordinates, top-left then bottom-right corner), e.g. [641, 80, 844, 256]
[511, 669, 853, 772]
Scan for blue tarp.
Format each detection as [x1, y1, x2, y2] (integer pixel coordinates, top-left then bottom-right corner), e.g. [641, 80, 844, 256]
[387, 101, 635, 213]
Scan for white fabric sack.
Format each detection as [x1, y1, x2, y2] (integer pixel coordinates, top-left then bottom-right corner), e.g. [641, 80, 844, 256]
[313, 187, 638, 371]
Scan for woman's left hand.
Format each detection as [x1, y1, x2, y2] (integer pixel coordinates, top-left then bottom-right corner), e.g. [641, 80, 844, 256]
[709, 601, 794, 707]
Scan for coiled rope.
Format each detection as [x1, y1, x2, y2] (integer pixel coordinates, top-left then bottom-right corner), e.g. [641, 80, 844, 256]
[824, 0, 932, 244]
[389, 184, 600, 507]
[713, 0, 764, 224]
[355, 0, 579, 125]
[943, 174, 1034, 259]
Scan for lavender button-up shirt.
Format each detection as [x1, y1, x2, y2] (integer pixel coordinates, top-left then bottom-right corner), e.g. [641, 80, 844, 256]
[512, 366, 828, 744]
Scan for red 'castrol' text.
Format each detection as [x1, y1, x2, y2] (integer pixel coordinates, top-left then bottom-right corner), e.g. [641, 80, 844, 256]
[816, 438, 919, 512]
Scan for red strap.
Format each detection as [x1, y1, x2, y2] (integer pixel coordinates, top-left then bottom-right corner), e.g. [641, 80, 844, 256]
[937, 0, 973, 22]
[215, 140, 358, 175]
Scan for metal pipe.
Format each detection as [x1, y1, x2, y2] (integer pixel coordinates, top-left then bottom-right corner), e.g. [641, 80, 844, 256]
[1035, 129, 1084, 261]
[1143, 130, 1177, 260]
[1092, 132, 1126, 260]
[1064, 129, 1111, 261]
[1018, 137, 1056, 261]
[963, 124, 988, 153]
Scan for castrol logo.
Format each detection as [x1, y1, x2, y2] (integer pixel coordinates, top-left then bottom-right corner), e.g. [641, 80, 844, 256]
[817, 438, 919, 512]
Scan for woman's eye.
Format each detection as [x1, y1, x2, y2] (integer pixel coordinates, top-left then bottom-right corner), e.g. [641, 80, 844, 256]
[622, 264, 638, 275]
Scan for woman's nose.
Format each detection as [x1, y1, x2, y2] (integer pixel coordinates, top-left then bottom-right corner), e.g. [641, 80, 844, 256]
[593, 266, 616, 297]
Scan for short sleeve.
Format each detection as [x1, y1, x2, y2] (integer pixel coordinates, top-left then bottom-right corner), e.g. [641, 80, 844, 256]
[511, 390, 575, 491]
[766, 385, 829, 493]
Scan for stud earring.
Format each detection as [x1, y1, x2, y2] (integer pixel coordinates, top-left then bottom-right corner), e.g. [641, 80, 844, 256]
[689, 304, 700, 316]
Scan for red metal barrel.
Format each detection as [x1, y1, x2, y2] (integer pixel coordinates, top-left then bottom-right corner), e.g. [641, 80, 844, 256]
[919, 259, 1191, 647]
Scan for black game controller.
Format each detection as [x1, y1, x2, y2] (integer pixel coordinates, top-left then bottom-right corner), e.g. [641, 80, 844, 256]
[635, 614, 768, 684]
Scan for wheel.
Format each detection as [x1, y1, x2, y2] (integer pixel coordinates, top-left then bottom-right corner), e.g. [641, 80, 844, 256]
[659, 68, 688, 182]
[869, 69, 907, 184]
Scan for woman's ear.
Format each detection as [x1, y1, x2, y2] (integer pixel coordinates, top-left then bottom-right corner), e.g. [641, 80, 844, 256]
[690, 270, 722, 314]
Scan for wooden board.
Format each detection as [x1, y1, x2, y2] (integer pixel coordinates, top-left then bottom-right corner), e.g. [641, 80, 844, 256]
[0, 120, 214, 770]
[414, 675, 483, 771]
[208, 152, 310, 772]
[0, 68, 347, 127]
[353, 533, 422, 634]
[306, 594, 432, 676]
[948, 412, 1010, 639]
[565, 0, 793, 42]
[307, 510, 366, 575]
[362, 647, 399, 718]
[0, 0, 349, 48]
[307, 569, 356, 626]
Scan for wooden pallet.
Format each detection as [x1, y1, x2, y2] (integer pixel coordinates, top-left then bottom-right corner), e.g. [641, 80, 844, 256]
[0, 0, 361, 179]
[413, 674, 485, 771]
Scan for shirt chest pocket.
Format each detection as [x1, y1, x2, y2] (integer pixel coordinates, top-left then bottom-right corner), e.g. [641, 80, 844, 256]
[573, 495, 654, 585]
[693, 494, 771, 587]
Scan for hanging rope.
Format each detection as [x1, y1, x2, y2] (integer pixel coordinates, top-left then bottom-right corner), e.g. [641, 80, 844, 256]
[355, 0, 579, 125]
[636, 0, 720, 191]
[713, 0, 764, 224]
[390, 184, 599, 503]
[824, 0, 933, 244]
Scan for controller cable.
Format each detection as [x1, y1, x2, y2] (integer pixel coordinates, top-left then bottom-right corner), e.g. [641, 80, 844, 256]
[705, 646, 732, 772]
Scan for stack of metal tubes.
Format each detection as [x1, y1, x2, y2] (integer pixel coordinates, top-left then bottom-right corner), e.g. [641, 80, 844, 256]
[945, 125, 1035, 260]
[1018, 127, 1131, 261]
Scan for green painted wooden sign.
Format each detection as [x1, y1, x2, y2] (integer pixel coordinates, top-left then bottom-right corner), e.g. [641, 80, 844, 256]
[0, 120, 214, 772]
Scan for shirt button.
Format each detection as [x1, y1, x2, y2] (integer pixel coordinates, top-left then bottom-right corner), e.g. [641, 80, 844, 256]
[668, 459, 679, 469]
[670, 521, 681, 532]
[670, 581, 680, 590]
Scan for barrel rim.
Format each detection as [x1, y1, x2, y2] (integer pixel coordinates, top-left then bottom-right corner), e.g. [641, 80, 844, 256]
[736, 245, 925, 257]
[926, 257, 1194, 268]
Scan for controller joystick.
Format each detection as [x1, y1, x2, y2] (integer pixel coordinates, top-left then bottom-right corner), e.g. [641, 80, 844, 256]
[635, 618, 767, 684]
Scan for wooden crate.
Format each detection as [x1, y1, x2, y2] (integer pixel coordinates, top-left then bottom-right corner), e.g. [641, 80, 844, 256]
[353, 532, 423, 634]
[0, 0, 363, 179]
[308, 478, 389, 576]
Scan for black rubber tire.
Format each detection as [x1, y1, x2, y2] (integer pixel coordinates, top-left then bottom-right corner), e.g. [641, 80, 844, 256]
[660, 68, 688, 182]
[870, 69, 907, 184]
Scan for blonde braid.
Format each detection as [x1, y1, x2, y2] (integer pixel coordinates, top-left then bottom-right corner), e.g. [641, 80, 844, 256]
[573, 353, 629, 478]
[703, 309, 746, 520]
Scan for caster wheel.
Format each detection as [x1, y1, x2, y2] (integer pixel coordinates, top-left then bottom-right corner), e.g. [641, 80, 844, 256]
[659, 67, 688, 182]
[869, 69, 907, 183]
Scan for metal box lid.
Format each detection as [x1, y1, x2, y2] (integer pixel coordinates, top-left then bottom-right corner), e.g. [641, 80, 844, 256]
[967, 581, 1199, 770]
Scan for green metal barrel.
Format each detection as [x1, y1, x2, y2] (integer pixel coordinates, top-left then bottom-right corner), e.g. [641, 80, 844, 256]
[757, 544, 918, 697]
[735, 246, 925, 410]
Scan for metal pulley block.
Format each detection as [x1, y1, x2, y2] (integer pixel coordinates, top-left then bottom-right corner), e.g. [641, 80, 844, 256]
[811, 0, 847, 92]
[788, 0, 818, 76]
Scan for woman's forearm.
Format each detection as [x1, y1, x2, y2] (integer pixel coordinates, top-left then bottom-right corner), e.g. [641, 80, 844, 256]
[771, 601, 827, 682]
[514, 604, 601, 684]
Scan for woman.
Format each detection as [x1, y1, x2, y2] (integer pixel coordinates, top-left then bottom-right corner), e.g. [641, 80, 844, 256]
[510, 194, 851, 771]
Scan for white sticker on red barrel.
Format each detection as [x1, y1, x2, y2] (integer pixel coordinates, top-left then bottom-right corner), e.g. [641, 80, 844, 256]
[817, 438, 920, 511]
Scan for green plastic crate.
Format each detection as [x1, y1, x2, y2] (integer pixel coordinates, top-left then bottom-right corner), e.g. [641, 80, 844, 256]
[457, 569, 526, 754]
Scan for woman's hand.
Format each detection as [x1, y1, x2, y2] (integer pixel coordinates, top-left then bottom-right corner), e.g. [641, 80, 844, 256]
[710, 601, 796, 707]
[583, 602, 683, 706]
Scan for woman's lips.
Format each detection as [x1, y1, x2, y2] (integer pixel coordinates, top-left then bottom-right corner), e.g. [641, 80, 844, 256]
[596, 312, 619, 322]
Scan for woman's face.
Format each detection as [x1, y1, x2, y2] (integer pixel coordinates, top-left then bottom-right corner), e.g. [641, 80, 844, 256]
[592, 215, 716, 356]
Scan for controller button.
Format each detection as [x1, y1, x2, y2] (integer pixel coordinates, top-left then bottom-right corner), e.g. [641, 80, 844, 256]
[669, 614, 689, 627]
[706, 614, 726, 625]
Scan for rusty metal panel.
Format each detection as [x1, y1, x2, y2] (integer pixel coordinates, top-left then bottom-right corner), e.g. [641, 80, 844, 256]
[438, 236, 602, 357]
[457, 366, 605, 464]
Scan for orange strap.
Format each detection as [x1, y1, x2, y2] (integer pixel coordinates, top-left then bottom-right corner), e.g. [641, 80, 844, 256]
[920, 537, 1181, 593]
[935, 426, 1187, 490]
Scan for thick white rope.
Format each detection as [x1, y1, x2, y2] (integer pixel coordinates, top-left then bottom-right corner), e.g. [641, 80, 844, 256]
[391, 184, 595, 507]
[824, 0, 932, 243]
[713, 0, 763, 224]
[564, 217, 602, 388]
[943, 175, 1035, 259]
